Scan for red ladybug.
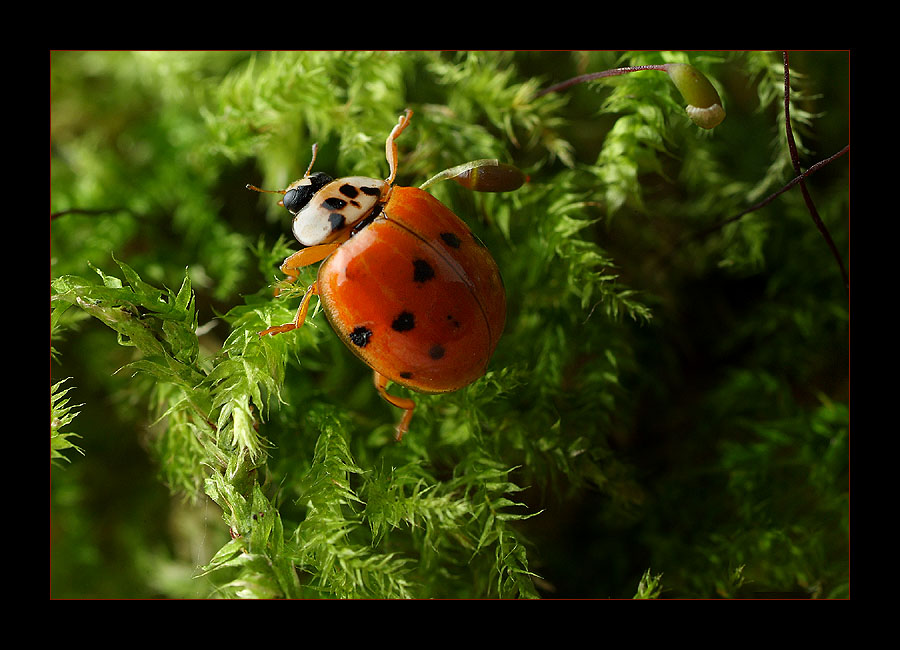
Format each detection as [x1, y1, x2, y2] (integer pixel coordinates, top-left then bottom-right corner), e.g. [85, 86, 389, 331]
[247, 110, 515, 440]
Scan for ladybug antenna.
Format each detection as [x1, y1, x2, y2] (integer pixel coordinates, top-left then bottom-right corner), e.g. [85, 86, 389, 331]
[245, 143, 321, 196]
[303, 143, 319, 178]
[245, 184, 286, 195]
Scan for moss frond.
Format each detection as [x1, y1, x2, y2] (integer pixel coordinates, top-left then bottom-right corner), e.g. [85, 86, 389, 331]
[51, 378, 84, 466]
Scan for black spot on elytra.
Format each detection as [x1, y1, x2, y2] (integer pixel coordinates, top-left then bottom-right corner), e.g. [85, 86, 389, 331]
[440, 232, 461, 249]
[399, 371, 413, 379]
[391, 311, 415, 332]
[429, 344, 445, 360]
[412, 259, 435, 283]
[360, 186, 381, 196]
[339, 184, 359, 199]
[446, 314, 461, 328]
[322, 197, 347, 210]
[349, 326, 372, 347]
[329, 213, 346, 231]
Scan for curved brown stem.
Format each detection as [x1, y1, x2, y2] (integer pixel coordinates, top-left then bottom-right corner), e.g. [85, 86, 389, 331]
[782, 51, 849, 291]
[535, 65, 670, 98]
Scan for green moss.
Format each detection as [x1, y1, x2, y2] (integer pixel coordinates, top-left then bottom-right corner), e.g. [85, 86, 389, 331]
[51, 51, 849, 599]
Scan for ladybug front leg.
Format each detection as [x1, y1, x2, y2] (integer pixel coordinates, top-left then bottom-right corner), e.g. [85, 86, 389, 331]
[260, 281, 319, 337]
[261, 242, 339, 335]
[385, 109, 413, 186]
[373, 372, 416, 442]
[273, 243, 339, 295]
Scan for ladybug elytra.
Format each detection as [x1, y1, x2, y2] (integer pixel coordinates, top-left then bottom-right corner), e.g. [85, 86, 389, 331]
[248, 110, 511, 440]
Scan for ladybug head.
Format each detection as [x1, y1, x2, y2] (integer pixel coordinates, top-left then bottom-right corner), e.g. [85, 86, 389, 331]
[282, 171, 333, 214]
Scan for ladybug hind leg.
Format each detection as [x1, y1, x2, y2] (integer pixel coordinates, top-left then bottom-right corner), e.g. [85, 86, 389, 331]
[373, 372, 415, 441]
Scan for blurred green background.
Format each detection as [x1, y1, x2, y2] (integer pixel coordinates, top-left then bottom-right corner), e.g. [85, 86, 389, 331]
[50, 51, 849, 599]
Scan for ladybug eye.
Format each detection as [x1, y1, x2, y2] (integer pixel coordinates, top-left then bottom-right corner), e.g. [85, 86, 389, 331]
[282, 187, 305, 213]
[282, 172, 333, 214]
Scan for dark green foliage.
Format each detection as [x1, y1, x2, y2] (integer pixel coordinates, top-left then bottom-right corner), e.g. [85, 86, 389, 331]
[50, 51, 849, 598]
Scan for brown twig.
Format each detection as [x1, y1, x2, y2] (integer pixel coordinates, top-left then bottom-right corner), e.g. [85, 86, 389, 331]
[654, 144, 849, 271]
[782, 51, 849, 290]
[694, 145, 850, 240]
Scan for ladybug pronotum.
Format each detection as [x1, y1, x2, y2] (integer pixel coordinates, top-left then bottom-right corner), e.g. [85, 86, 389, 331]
[248, 110, 513, 440]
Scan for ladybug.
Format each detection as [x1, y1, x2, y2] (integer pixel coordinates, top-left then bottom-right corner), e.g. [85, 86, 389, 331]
[247, 110, 513, 440]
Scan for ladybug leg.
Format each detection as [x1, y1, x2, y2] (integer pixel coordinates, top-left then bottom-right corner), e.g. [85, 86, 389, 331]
[373, 371, 416, 441]
[260, 282, 319, 337]
[273, 243, 340, 296]
[385, 109, 413, 186]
